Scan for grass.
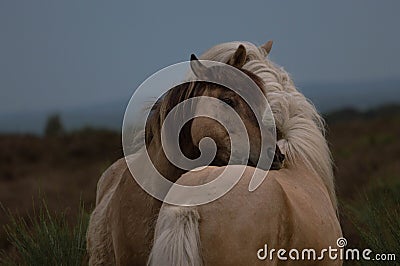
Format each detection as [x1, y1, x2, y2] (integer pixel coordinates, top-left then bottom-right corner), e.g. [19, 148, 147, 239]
[0, 107, 399, 264]
[0, 199, 89, 266]
[344, 175, 400, 265]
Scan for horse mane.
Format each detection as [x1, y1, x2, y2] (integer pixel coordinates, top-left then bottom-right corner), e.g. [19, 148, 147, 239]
[144, 81, 197, 147]
[200, 41, 337, 212]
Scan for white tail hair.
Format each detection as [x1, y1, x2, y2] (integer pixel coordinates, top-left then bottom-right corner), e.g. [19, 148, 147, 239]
[200, 41, 337, 212]
[148, 206, 203, 266]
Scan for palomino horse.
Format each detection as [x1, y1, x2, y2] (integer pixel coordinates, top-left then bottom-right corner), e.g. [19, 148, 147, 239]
[87, 45, 284, 265]
[199, 40, 337, 212]
[148, 41, 342, 265]
[149, 166, 341, 265]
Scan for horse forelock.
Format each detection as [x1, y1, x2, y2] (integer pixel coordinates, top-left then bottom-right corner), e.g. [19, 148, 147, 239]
[200, 41, 337, 212]
[145, 81, 198, 147]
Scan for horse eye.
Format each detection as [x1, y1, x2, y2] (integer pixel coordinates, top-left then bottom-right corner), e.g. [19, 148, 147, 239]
[221, 97, 235, 107]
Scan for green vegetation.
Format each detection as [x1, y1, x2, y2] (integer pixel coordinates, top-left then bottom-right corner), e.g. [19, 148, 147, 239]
[0, 104, 399, 264]
[0, 200, 89, 266]
[344, 176, 400, 265]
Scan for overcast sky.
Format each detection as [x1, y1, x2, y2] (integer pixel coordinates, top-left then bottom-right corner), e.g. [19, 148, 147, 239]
[1, 0, 399, 114]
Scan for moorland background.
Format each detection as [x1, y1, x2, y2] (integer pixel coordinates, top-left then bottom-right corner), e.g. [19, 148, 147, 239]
[0, 104, 399, 265]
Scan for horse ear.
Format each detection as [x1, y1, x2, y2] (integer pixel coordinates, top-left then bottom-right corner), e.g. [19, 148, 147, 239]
[190, 54, 207, 78]
[228, 44, 247, 68]
[259, 40, 273, 56]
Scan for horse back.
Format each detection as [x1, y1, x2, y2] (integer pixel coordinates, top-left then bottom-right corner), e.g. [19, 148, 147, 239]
[165, 166, 342, 265]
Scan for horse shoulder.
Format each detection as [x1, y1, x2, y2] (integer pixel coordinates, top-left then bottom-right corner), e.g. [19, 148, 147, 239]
[88, 154, 154, 265]
[95, 157, 128, 205]
[87, 157, 128, 266]
[105, 159, 163, 265]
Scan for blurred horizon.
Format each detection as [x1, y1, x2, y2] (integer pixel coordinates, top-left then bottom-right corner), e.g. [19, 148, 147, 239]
[1, 84, 399, 135]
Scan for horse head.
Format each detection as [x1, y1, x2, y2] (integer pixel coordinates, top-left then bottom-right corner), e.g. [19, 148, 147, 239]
[144, 45, 284, 182]
[189, 45, 284, 170]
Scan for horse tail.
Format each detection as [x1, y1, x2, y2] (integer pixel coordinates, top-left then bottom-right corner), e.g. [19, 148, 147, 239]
[148, 205, 203, 266]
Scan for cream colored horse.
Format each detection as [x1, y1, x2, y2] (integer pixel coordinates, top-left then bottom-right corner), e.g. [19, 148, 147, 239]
[86, 45, 282, 265]
[87, 40, 341, 265]
[149, 165, 342, 265]
[148, 41, 342, 265]
[199, 40, 337, 213]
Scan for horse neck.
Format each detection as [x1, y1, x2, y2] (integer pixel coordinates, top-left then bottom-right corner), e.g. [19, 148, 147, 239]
[146, 137, 198, 182]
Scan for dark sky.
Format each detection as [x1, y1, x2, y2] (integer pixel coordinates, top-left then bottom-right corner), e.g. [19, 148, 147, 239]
[1, 0, 399, 114]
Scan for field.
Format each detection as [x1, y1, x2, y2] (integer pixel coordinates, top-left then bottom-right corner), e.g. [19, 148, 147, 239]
[0, 105, 399, 264]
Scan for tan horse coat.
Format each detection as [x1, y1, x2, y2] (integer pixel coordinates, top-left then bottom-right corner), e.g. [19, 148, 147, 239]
[87, 156, 160, 265]
[149, 165, 342, 266]
[87, 40, 341, 265]
[87, 44, 279, 265]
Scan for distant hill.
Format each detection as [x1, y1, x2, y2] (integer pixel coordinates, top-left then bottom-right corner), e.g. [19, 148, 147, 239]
[0, 79, 399, 134]
[324, 103, 400, 123]
[0, 99, 128, 134]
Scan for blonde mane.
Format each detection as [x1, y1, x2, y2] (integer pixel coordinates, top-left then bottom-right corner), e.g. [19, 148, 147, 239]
[200, 41, 337, 212]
